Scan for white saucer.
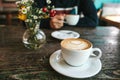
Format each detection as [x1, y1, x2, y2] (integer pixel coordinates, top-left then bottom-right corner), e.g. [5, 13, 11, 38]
[51, 30, 80, 40]
[49, 50, 102, 78]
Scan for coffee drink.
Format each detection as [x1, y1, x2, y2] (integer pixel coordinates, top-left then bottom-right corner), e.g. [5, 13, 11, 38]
[60, 38, 102, 66]
[61, 38, 91, 50]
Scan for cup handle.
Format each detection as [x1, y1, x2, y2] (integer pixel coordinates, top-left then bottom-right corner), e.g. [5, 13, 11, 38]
[91, 48, 102, 59]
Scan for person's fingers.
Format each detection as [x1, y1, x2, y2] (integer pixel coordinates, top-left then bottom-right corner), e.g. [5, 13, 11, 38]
[53, 14, 65, 21]
[50, 21, 64, 29]
[53, 22, 63, 28]
[50, 14, 65, 29]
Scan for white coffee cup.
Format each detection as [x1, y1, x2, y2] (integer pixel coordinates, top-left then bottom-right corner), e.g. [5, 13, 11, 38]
[65, 14, 80, 25]
[60, 38, 102, 66]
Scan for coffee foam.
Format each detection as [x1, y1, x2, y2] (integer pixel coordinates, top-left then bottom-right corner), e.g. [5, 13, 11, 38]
[61, 38, 91, 50]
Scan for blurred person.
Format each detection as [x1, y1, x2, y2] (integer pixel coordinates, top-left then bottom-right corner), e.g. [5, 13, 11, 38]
[35, 0, 98, 29]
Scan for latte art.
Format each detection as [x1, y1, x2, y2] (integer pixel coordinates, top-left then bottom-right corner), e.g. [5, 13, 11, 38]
[61, 38, 91, 50]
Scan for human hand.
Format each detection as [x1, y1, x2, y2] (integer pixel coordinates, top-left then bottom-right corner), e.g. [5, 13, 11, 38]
[50, 14, 65, 29]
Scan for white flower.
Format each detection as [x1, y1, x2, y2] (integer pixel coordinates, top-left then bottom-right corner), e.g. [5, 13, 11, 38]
[38, 10, 42, 14]
[33, 15, 38, 19]
[46, 0, 51, 4]
[38, 16, 42, 19]
[35, 20, 38, 23]
[29, 19, 33, 23]
[30, 0, 34, 3]
[21, 8, 27, 14]
[52, 6, 55, 8]
[22, 0, 29, 3]
[22, 0, 34, 3]
[48, 6, 50, 8]
[25, 19, 29, 22]
[26, 6, 31, 11]
[15, 1, 21, 5]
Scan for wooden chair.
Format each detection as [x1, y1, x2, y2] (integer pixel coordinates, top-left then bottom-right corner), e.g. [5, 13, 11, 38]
[0, 0, 18, 25]
[98, 3, 120, 28]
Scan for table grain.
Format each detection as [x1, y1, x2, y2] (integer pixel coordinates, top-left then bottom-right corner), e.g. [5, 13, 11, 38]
[0, 25, 120, 80]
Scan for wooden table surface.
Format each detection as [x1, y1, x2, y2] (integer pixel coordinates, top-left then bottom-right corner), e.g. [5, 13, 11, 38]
[0, 25, 120, 80]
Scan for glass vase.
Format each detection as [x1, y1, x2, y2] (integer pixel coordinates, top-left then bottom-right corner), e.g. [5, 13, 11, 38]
[22, 22, 46, 50]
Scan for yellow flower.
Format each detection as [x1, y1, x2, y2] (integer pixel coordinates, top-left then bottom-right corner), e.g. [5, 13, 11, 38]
[44, 15, 49, 18]
[18, 13, 27, 21]
[16, 0, 54, 23]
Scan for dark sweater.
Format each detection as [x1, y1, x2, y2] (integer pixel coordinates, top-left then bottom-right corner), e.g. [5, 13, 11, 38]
[34, 0, 98, 28]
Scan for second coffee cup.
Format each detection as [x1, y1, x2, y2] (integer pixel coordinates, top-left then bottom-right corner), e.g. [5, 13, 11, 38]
[65, 14, 80, 26]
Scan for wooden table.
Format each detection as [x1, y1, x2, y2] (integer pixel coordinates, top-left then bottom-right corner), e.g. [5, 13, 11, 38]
[0, 25, 120, 80]
[100, 15, 120, 28]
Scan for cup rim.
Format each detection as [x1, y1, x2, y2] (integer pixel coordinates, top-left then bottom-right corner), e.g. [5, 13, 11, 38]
[66, 14, 80, 16]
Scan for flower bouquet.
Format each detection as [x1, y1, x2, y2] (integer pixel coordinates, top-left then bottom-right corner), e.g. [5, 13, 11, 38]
[16, 0, 56, 50]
